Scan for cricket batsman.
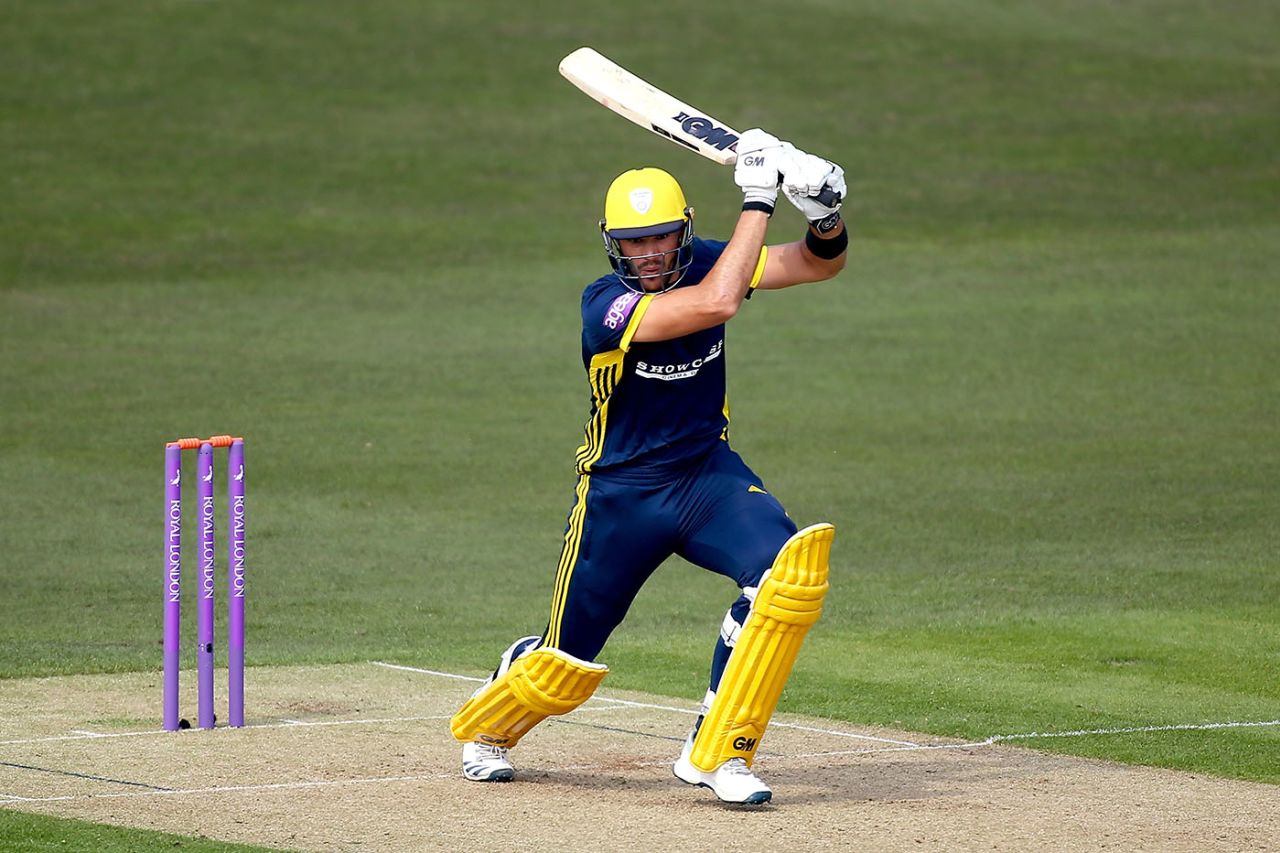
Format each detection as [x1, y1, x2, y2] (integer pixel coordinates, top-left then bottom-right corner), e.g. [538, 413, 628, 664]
[450, 129, 847, 804]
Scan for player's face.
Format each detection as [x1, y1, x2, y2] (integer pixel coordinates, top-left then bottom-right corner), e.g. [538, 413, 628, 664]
[618, 230, 682, 292]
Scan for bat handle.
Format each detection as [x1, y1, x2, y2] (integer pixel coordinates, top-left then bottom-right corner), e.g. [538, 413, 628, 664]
[775, 171, 843, 210]
[814, 186, 842, 208]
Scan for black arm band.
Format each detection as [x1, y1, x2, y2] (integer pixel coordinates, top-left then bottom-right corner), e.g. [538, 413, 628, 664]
[805, 224, 848, 260]
[742, 200, 775, 216]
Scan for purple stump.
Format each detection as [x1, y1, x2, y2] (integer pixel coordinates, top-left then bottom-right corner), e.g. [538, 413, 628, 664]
[163, 444, 183, 731]
[227, 439, 246, 727]
[197, 442, 216, 729]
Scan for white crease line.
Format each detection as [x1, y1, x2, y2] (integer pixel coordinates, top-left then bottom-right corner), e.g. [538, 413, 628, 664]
[588, 696, 699, 715]
[0, 751, 852, 806]
[371, 660, 918, 746]
[0, 715, 450, 747]
[0, 730, 173, 747]
[586, 694, 917, 746]
[371, 661, 484, 682]
[260, 715, 452, 730]
[988, 719, 1280, 742]
[69, 730, 104, 737]
[770, 721, 919, 747]
[786, 719, 1280, 760]
[0, 772, 458, 804]
[0, 757, 665, 806]
[786, 742, 988, 759]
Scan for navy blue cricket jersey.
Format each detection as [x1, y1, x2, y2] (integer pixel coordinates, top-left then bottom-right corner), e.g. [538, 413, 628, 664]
[575, 237, 767, 474]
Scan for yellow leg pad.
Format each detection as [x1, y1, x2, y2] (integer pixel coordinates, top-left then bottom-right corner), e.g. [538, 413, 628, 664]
[450, 647, 608, 747]
[689, 522, 834, 771]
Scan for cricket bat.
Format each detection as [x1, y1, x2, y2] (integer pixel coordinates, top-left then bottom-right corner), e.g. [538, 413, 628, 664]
[558, 47, 840, 206]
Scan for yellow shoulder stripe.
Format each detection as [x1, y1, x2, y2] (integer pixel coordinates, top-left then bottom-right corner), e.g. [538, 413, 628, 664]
[620, 293, 654, 351]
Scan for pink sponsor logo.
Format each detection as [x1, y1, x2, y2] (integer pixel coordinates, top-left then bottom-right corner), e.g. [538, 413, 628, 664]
[603, 291, 641, 330]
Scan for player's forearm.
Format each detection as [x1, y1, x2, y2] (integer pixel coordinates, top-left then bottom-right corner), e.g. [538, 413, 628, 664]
[798, 218, 848, 279]
[695, 209, 770, 319]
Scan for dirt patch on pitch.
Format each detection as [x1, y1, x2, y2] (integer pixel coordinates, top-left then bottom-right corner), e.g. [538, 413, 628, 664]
[1, 664, 1276, 852]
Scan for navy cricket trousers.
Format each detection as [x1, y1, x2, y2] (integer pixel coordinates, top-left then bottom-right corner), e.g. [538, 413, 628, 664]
[542, 441, 797, 677]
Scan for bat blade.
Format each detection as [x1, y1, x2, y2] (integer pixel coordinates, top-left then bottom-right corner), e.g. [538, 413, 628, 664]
[558, 47, 740, 165]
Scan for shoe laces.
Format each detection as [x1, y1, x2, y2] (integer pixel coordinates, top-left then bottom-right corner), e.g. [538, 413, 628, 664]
[721, 758, 754, 776]
[475, 742, 509, 761]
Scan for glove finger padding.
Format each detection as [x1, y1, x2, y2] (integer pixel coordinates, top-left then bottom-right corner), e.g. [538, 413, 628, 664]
[782, 150, 837, 198]
[783, 183, 842, 222]
[781, 152, 846, 223]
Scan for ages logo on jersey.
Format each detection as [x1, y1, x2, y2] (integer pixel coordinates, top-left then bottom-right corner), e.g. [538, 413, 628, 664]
[603, 291, 641, 330]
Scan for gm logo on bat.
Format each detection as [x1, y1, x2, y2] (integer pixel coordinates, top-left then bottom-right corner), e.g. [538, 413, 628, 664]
[672, 111, 739, 151]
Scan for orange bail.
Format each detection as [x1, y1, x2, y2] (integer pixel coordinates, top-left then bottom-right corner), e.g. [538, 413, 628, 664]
[165, 435, 245, 450]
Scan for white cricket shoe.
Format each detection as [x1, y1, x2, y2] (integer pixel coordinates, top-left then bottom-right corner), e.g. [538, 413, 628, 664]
[672, 730, 772, 804]
[461, 741, 515, 782]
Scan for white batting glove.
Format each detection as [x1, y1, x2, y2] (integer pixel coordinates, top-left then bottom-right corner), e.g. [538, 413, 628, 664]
[734, 128, 784, 214]
[780, 145, 846, 224]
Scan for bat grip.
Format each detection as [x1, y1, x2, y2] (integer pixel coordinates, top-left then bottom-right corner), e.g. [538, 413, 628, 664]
[814, 186, 842, 208]
[775, 171, 843, 209]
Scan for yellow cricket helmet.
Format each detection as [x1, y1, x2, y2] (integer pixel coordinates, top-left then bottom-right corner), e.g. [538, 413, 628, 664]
[602, 167, 689, 238]
[599, 167, 696, 292]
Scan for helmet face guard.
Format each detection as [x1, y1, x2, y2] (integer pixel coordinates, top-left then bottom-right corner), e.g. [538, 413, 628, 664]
[600, 213, 695, 293]
[600, 168, 696, 293]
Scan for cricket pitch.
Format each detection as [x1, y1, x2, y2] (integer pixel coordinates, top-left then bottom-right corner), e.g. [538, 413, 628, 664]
[1, 663, 1275, 852]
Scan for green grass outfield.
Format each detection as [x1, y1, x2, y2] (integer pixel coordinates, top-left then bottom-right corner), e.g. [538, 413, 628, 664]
[0, 810, 294, 853]
[2, 0, 1278, 847]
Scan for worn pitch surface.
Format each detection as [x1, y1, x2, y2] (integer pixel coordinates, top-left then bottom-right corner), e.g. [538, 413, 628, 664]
[1, 664, 1274, 852]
